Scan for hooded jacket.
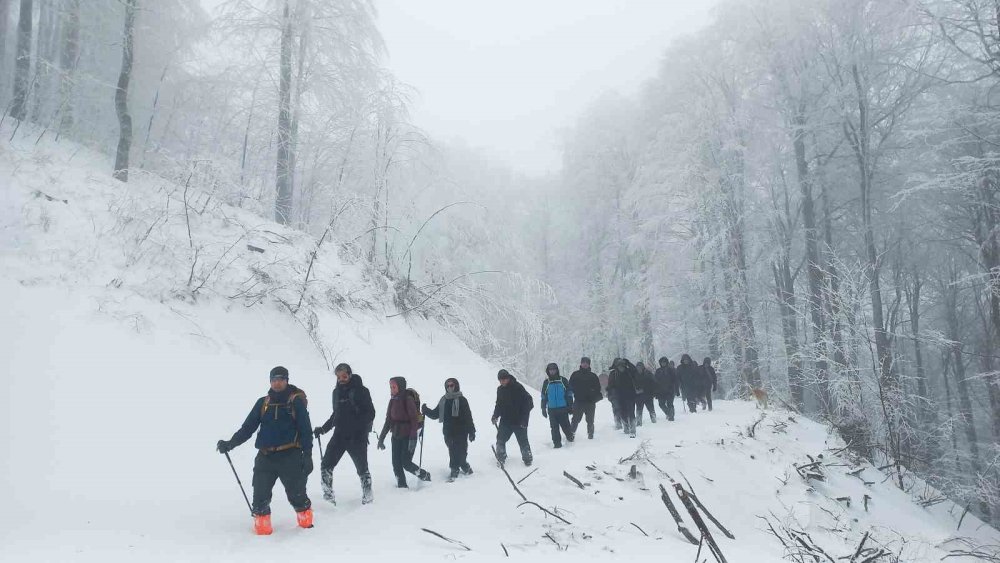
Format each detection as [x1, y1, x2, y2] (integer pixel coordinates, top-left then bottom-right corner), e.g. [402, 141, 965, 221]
[318, 373, 376, 444]
[492, 373, 534, 427]
[569, 366, 603, 403]
[423, 378, 476, 438]
[634, 362, 659, 397]
[540, 363, 574, 411]
[677, 354, 702, 398]
[702, 359, 718, 393]
[654, 357, 679, 398]
[379, 376, 420, 441]
[229, 384, 312, 454]
[606, 359, 638, 403]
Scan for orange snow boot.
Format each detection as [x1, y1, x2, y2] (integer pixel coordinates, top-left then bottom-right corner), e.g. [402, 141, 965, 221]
[253, 514, 273, 535]
[296, 508, 313, 529]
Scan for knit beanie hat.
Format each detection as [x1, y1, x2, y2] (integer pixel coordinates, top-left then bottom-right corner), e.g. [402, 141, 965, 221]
[269, 366, 289, 380]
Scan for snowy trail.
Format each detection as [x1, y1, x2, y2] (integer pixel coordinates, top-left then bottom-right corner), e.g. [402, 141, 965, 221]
[1, 134, 998, 561]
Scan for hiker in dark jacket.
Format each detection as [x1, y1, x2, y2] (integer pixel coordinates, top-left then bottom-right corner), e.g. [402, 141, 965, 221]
[217, 366, 313, 535]
[634, 361, 658, 425]
[654, 356, 680, 421]
[677, 354, 702, 413]
[569, 357, 603, 439]
[541, 362, 575, 448]
[606, 358, 638, 437]
[701, 357, 719, 411]
[492, 369, 534, 466]
[313, 363, 376, 505]
[378, 376, 430, 488]
[423, 377, 476, 482]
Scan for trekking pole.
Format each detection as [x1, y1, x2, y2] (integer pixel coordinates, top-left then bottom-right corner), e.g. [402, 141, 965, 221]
[224, 451, 253, 516]
[316, 434, 324, 463]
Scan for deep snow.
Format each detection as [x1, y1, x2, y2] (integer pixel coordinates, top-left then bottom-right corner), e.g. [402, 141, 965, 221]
[1, 129, 998, 562]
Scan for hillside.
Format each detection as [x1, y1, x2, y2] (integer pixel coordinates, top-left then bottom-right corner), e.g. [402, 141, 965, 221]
[1, 132, 998, 562]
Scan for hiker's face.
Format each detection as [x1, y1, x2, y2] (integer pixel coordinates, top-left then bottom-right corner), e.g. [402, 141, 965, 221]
[270, 377, 288, 392]
[390, 381, 400, 396]
[581, 362, 590, 370]
[499, 377, 511, 387]
[446, 381, 457, 391]
[335, 370, 350, 384]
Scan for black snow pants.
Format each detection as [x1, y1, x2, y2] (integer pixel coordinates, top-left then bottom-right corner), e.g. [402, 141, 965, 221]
[445, 433, 470, 470]
[635, 394, 656, 424]
[547, 406, 573, 446]
[320, 435, 369, 499]
[251, 448, 311, 516]
[570, 401, 596, 437]
[615, 398, 637, 435]
[496, 423, 532, 465]
[657, 395, 676, 421]
[390, 435, 421, 482]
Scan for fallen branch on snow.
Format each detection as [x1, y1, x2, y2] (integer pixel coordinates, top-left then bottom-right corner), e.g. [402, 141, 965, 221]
[421, 528, 471, 551]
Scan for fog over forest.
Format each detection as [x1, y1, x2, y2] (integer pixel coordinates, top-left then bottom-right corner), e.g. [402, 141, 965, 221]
[2, 0, 1000, 535]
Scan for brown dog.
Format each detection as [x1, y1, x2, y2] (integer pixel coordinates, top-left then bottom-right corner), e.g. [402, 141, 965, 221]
[751, 388, 769, 409]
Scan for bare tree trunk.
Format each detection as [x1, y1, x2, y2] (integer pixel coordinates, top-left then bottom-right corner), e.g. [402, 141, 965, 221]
[57, 0, 79, 133]
[10, 0, 31, 122]
[0, 0, 10, 84]
[905, 272, 933, 428]
[974, 170, 1000, 441]
[288, 2, 308, 227]
[274, 0, 293, 225]
[773, 258, 803, 409]
[112, 0, 136, 181]
[30, 0, 53, 122]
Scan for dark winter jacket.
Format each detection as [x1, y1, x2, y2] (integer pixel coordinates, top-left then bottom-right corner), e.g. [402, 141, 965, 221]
[492, 374, 534, 427]
[702, 362, 718, 393]
[541, 363, 574, 411]
[569, 368, 603, 404]
[634, 363, 658, 397]
[654, 357, 679, 398]
[229, 384, 312, 454]
[318, 374, 376, 444]
[423, 378, 476, 438]
[606, 359, 638, 404]
[379, 376, 421, 441]
[677, 355, 702, 398]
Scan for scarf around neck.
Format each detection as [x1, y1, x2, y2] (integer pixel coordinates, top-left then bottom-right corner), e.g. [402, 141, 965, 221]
[438, 390, 463, 418]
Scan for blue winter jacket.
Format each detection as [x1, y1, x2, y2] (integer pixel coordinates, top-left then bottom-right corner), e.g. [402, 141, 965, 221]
[228, 384, 312, 454]
[541, 363, 574, 410]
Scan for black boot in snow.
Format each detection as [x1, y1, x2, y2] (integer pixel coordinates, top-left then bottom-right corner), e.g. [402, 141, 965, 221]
[588, 431, 594, 439]
[566, 432, 575, 442]
[461, 463, 473, 475]
[447, 469, 460, 483]
[418, 469, 432, 482]
[396, 475, 408, 488]
[360, 472, 374, 504]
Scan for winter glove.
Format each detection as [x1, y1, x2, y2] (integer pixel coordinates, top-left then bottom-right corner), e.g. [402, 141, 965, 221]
[408, 438, 418, 455]
[491, 416, 499, 426]
[216, 440, 231, 454]
[541, 408, 548, 419]
[377, 438, 386, 451]
[302, 451, 314, 475]
[469, 432, 476, 442]
[313, 427, 324, 438]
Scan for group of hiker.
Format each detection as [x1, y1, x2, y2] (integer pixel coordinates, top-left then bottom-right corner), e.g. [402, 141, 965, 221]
[215, 355, 718, 534]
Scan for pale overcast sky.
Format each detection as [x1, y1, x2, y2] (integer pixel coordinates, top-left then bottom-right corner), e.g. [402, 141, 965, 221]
[377, 1, 717, 175]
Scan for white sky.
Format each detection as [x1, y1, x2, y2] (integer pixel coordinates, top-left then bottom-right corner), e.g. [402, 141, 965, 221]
[377, 0, 717, 176]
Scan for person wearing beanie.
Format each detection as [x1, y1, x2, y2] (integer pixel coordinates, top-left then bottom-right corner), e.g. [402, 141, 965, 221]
[377, 376, 430, 487]
[634, 361, 658, 425]
[422, 378, 476, 482]
[216, 366, 314, 535]
[701, 357, 718, 411]
[606, 358, 638, 438]
[654, 356, 680, 421]
[541, 362, 575, 448]
[312, 362, 376, 505]
[491, 369, 534, 466]
[569, 357, 602, 439]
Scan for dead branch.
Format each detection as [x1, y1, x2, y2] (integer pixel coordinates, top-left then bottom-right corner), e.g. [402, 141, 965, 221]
[420, 528, 471, 551]
[518, 501, 573, 525]
[563, 471, 585, 489]
[659, 483, 699, 545]
[501, 543, 509, 557]
[674, 483, 728, 563]
[517, 467, 539, 485]
[631, 522, 649, 536]
[679, 472, 735, 540]
[493, 446, 528, 502]
[850, 531, 870, 562]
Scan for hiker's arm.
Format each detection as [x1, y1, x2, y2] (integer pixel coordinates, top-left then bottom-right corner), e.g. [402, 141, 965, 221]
[228, 398, 263, 448]
[293, 396, 312, 453]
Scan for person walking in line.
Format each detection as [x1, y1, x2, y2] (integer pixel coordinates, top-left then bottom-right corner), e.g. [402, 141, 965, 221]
[377, 377, 431, 488]
[312, 363, 376, 506]
[569, 357, 603, 439]
[701, 357, 718, 411]
[677, 354, 702, 413]
[217, 366, 313, 535]
[541, 362, 575, 448]
[607, 358, 638, 438]
[422, 377, 476, 482]
[492, 369, 534, 466]
[634, 361, 658, 425]
[654, 356, 679, 421]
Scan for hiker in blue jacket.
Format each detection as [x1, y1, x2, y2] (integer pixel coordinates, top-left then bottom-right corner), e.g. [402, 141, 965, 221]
[541, 362, 575, 448]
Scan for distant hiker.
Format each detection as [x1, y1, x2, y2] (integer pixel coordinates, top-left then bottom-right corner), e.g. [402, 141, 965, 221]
[701, 357, 718, 411]
[492, 369, 534, 466]
[606, 358, 638, 438]
[217, 366, 313, 535]
[599, 370, 609, 393]
[378, 377, 430, 488]
[422, 377, 476, 482]
[569, 356, 603, 439]
[677, 354, 702, 413]
[634, 361, 658, 425]
[654, 356, 679, 421]
[313, 363, 376, 505]
[541, 362, 575, 448]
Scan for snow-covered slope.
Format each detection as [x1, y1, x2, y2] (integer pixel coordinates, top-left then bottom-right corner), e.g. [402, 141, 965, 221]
[1, 133, 998, 562]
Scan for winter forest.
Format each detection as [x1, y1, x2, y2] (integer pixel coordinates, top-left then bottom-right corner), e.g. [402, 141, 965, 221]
[3, 0, 1000, 551]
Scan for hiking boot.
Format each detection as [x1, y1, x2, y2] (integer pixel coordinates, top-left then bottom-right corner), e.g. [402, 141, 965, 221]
[396, 475, 408, 488]
[566, 433, 575, 442]
[253, 514, 273, 536]
[461, 463, 473, 475]
[418, 469, 432, 482]
[322, 489, 336, 505]
[360, 472, 373, 504]
[296, 508, 313, 529]
[522, 453, 533, 467]
[554, 442, 562, 449]
[447, 469, 460, 482]
[588, 432, 594, 439]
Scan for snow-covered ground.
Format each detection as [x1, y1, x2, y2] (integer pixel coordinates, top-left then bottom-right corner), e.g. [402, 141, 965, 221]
[1, 131, 998, 561]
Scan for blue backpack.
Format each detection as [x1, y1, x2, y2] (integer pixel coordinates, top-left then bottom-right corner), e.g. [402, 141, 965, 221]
[546, 380, 569, 409]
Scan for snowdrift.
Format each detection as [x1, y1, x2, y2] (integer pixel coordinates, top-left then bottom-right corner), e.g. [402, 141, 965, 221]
[1, 132, 998, 561]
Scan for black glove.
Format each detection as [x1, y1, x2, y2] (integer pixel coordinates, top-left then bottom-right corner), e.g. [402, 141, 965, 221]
[408, 438, 417, 455]
[302, 451, 314, 475]
[216, 440, 231, 454]
[421, 404, 429, 415]
[469, 432, 476, 442]
[313, 427, 324, 438]
[377, 438, 386, 450]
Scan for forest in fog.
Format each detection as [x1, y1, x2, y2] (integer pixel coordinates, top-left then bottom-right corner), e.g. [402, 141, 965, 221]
[1, 0, 999, 525]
